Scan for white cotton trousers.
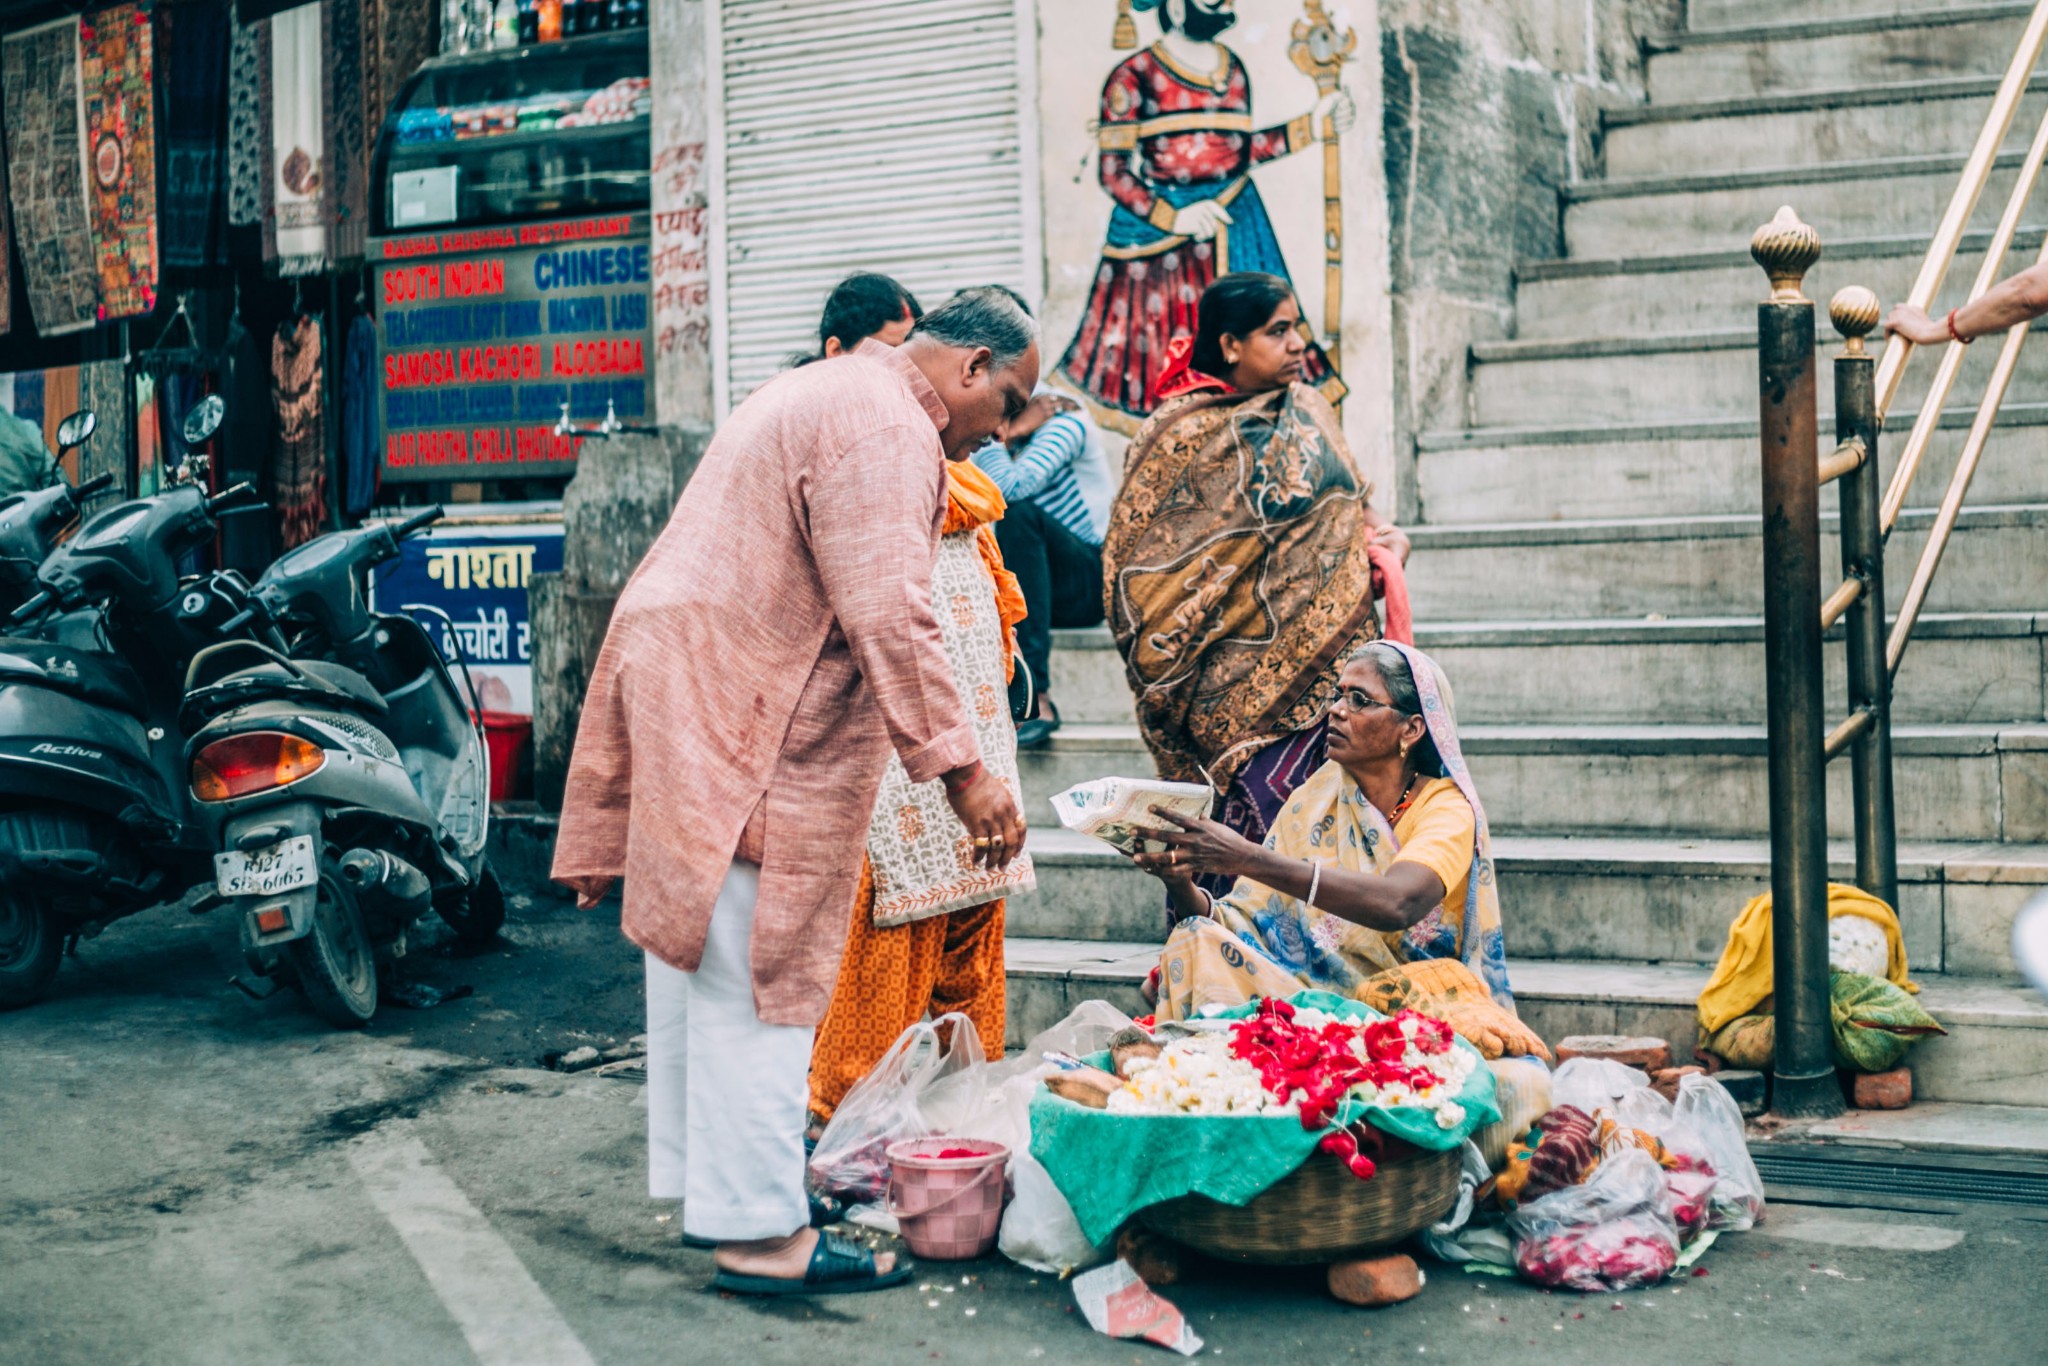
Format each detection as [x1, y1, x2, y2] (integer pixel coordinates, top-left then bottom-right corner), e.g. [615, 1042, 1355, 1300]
[642, 860, 814, 1243]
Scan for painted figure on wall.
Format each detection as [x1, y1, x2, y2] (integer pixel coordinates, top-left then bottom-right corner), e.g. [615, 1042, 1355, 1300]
[1057, 0, 1352, 433]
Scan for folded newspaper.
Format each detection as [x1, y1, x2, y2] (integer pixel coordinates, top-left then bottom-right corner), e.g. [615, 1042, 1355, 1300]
[1048, 777, 1215, 856]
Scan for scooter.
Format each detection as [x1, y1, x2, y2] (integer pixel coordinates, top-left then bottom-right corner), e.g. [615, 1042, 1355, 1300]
[0, 401, 269, 1007]
[0, 412, 114, 614]
[180, 503, 504, 1028]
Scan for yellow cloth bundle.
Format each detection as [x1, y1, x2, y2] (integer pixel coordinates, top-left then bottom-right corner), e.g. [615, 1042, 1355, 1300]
[1695, 882, 1917, 1035]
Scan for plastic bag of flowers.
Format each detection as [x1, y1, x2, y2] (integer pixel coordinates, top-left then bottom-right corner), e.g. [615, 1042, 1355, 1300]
[1506, 1148, 1682, 1292]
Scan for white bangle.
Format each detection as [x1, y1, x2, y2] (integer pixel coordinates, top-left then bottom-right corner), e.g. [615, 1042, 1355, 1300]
[1305, 859, 1323, 909]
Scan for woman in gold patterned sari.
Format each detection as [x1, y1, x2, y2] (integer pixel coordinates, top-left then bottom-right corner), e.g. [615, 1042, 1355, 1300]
[1103, 273, 1410, 897]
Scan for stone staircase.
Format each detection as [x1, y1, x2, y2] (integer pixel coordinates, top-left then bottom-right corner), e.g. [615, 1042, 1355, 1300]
[1001, 0, 2048, 1109]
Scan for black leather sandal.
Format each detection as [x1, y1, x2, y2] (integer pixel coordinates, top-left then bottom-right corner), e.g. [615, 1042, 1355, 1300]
[708, 1231, 913, 1297]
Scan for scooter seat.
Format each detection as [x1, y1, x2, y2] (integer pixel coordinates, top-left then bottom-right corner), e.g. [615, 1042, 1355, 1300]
[190, 658, 390, 717]
[0, 639, 150, 717]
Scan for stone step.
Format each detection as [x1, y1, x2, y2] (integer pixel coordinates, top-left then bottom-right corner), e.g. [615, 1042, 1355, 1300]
[1015, 720, 2048, 843]
[1001, 942, 2048, 1106]
[1469, 324, 2048, 427]
[1513, 226, 2039, 339]
[1011, 827, 2048, 976]
[1047, 613, 2048, 728]
[1417, 612, 2048, 727]
[1414, 402, 2048, 524]
[1563, 151, 2027, 259]
[1646, 5, 2029, 102]
[1401, 503, 2048, 621]
[1602, 75, 2048, 179]
[1693, 0, 2013, 29]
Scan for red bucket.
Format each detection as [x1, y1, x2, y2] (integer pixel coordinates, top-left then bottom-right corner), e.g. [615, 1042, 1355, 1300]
[479, 711, 533, 801]
[885, 1137, 1009, 1261]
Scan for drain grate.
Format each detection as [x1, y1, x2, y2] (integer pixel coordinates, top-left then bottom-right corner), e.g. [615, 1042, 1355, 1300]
[1753, 1148, 2048, 1208]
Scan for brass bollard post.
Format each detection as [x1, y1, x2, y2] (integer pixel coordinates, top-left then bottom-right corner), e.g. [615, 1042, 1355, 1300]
[1830, 286, 1899, 915]
[1751, 208, 1843, 1119]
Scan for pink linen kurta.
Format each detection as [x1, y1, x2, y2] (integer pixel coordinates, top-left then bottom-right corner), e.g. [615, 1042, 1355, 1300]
[552, 341, 981, 1026]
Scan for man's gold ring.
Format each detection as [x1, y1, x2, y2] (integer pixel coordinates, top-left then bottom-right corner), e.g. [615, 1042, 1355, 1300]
[973, 837, 993, 849]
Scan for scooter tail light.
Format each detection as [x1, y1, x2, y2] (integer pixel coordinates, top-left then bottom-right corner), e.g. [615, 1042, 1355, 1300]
[191, 732, 326, 802]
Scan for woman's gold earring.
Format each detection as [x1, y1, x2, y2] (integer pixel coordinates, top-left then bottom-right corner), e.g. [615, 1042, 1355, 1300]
[1399, 741, 1412, 759]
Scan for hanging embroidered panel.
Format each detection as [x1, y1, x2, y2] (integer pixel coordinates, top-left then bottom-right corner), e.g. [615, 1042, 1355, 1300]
[80, 1, 159, 321]
[2, 19, 101, 336]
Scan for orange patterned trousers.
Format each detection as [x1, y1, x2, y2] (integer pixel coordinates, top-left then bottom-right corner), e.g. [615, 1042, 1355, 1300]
[807, 859, 1007, 1121]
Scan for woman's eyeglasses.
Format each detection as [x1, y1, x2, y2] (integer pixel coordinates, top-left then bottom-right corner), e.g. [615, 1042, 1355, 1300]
[1331, 687, 1402, 715]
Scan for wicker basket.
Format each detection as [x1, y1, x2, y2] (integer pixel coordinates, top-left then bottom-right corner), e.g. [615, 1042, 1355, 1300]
[1135, 1141, 1462, 1265]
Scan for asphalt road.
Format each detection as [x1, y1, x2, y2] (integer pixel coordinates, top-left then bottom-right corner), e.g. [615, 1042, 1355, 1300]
[4, 891, 2046, 1365]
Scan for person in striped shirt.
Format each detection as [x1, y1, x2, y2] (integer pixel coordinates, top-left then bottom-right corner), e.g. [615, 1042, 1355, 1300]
[974, 384, 1115, 746]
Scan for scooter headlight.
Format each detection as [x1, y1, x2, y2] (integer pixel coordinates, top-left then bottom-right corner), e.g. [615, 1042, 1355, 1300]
[191, 731, 326, 802]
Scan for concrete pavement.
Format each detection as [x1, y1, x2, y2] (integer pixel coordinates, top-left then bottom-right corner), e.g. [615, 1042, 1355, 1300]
[4, 894, 2046, 1365]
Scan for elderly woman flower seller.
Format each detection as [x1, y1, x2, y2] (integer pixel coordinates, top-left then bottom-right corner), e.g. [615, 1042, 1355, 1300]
[1130, 641, 1549, 1163]
[1103, 273, 1411, 902]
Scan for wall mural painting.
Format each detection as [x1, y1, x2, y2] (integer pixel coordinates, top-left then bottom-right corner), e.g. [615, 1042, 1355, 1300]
[1055, 0, 1355, 435]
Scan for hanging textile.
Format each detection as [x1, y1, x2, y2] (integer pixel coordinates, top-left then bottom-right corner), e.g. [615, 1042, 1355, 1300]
[324, 0, 368, 262]
[80, 2, 159, 321]
[272, 314, 327, 550]
[162, 0, 230, 268]
[78, 360, 130, 498]
[2, 20, 101, 336]
[340, 313, 379, 517]
[221, 314, 272, 572]
[227, 17, 265, 228]
[376, 0, 436, 140]
[265, 4, 325, 275]
[135, 370, 162, 497]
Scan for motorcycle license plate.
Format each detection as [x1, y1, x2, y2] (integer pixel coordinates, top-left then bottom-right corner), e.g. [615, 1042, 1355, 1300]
[215, 835, 317, 898]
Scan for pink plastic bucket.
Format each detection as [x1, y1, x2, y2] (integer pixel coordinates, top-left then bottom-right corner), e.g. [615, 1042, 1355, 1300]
[885, 1137, 1010, 1261]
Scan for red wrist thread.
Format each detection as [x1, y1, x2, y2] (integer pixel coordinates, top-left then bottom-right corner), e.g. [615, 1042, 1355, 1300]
[1947, 308, 1972, 345]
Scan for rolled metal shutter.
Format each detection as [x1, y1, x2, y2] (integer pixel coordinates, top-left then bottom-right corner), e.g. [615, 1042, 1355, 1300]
[715, 0, 1036, 411]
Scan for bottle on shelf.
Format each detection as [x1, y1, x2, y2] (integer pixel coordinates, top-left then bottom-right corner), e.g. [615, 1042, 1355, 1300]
[492, 0, 518, 47]
[561, 0, 580, 36]
[518, 0, 539, 44]
[537, 0, 562, 41]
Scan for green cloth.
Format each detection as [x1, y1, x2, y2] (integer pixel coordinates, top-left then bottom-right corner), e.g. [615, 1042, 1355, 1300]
[1830, 969, 1945, 1072]
[0, 411, 55, 498]
[1029, 991, 1501, 1246]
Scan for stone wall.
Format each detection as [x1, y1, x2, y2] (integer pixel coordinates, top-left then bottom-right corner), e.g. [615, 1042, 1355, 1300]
[1380, 0, 1682, 504]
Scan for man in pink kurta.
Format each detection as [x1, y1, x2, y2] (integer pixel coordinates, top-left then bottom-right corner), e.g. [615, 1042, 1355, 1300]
[553, 289, 1036, 1294]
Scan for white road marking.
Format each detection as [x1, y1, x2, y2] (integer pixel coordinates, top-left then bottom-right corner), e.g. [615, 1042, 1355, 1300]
[1762, 1206, 1965, 1252]
[348, 1125, 598, 1366]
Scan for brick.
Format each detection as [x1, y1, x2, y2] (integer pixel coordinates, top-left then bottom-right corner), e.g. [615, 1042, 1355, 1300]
[1556, 1035, 1673, 1073]
[1852, 1067, 1912, 1110]
[1651, 1066, 1707, 1103]
[1328, 1253, 1425, 1308]
[1691, 1047, 1725, 1074]
[1117, 1225, 1188, 1287]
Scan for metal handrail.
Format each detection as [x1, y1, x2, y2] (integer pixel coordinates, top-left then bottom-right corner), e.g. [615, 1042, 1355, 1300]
[1872, 0, 2048, 430]
[1881, 95, 2048, 536]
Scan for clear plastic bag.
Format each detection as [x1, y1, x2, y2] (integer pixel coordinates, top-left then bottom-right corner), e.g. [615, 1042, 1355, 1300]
[1508, 1148, 1681, 1292]
[1550, 1057, 1651, 1115]
[808, 1012, 986, 1205]
[991, 1004, 1133, 1275]
[1673, 1072, 1766, 1231]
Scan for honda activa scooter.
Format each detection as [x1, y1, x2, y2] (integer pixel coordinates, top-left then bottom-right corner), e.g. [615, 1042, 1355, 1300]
[0, 401, 268, 1007]
[0, 412, 114, 616]
[181, 504, 503, 1027]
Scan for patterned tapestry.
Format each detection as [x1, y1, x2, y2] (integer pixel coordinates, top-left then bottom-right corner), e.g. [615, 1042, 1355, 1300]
[227, 17, 265, 227]
[80, 1, 159, 321]
[266, 4, 325, 275]
[161, 0, 229, 268]
[324, 0, 367, 262]
[2, 20, 101, 336]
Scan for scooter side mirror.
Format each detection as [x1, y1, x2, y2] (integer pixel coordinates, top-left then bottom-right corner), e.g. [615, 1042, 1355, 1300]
[55, 409, 96, 453]
[182, 395, 225, 447]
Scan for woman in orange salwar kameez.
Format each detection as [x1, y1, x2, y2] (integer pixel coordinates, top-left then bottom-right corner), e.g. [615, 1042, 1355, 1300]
[808, 460, 1035, 1127]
